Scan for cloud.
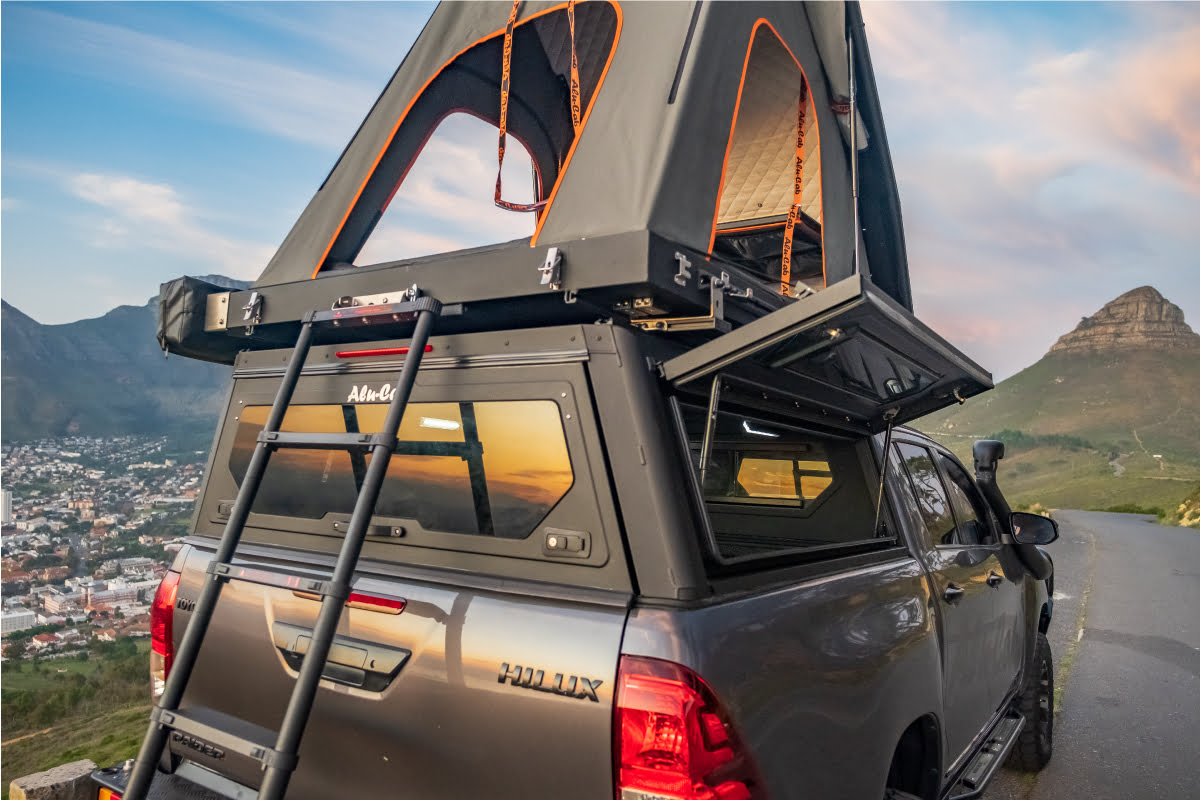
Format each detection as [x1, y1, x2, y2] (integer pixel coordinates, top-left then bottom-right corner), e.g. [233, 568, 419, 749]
[68, 172, 274, 279]
[862, 3, 1200, 379]
[1018, 24, 1200, 192]
[215, 3, 433, 77]
[12, 7, 380, 149]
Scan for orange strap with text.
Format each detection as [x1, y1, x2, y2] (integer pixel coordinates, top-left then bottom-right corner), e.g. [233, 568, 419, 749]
[567, 0, 581, 132]
[495, 0, 546, 212]
[781, 83, 808, 296]
[495, 0, 581, 212]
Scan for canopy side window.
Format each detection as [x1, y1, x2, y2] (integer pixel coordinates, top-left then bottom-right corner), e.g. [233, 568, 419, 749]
[711, 21, 824, 296]
[322, 1, 620, 273]
[671, 381, 898, 571]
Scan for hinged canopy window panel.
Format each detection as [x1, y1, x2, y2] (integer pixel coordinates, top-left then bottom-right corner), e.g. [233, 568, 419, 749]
[662, 276, 993, 433]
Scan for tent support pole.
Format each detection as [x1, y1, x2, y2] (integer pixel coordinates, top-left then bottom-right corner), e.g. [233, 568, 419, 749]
[849, 20, 860, 277]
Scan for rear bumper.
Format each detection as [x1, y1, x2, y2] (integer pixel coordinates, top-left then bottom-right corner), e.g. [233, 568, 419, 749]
[92, 761, 238, 800]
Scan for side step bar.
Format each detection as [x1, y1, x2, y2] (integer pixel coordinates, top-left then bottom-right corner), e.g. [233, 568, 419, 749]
[948, 713, 1026, 800]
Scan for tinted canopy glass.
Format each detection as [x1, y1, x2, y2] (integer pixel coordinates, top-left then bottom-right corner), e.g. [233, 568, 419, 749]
[230, 400, 572, 539]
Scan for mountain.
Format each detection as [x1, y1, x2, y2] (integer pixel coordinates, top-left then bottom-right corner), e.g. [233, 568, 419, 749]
[918, 287, 1200, 512]
[1, 276, 249, 442]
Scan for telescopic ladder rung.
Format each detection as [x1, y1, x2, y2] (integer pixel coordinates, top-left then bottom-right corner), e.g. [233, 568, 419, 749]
[124, 293, 442, 800]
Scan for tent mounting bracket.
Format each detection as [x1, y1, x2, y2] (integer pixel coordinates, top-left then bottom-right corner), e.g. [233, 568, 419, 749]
[630, 270, 744, 333]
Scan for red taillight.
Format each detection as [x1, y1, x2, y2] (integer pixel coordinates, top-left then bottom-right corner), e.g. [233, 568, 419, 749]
[616, 656, 762, 800]
[150, 571, 181, 674]
[334, 345, 433, 359]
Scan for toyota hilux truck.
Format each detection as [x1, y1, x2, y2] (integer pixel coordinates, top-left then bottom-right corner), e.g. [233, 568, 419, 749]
[95, 278, 1058, 800]
[91, 3, 1059, 799]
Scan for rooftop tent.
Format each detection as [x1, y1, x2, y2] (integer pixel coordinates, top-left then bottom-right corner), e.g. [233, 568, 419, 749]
[252, 0, 911, 313]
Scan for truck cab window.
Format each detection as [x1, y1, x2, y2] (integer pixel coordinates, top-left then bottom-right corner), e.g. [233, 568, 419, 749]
[895, 443, 957, 547]
[935, 454, 996, 546]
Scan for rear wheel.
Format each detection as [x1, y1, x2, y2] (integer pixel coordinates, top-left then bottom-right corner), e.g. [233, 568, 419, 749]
[1007, 632, 1053, 771]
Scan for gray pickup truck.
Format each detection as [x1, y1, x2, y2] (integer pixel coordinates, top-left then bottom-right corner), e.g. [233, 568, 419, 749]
[94, 3, 1060, 799]
[98, 279, 1057, 800]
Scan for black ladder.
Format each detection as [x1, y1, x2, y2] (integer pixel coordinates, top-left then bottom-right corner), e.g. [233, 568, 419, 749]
[124, 293, 442, 800]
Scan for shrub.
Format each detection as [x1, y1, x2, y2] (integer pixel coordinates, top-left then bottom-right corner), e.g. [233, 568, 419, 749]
[1103, 503, 1166, 518]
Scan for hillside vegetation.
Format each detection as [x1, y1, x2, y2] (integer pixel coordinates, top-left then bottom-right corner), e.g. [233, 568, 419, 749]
[918, 348, 1200, 512]
[1, 640, 151, 798]
[1165, 484, 1200, 529]
[921, 350, 1200, 462]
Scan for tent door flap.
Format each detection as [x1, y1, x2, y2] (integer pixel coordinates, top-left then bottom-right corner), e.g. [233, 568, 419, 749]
[660, 275, 993, 432]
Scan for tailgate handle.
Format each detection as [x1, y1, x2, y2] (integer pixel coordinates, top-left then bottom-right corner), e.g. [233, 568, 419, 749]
[271, 622, 410, 692]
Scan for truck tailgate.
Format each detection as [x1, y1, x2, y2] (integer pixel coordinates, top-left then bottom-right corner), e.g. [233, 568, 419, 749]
[169, 544, 629, 800]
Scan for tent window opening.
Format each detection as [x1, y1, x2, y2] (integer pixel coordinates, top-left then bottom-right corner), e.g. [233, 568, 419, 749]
[712, 23, 824, 296]
[355, 114, 539, 266]
[328, 1, 620, 272]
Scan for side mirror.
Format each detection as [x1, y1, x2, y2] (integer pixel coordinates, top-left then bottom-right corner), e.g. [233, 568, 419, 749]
[1011, 512, 1059, 545]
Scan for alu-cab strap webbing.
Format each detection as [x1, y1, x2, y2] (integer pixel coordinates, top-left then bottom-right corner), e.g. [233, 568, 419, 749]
[567, 0, 581, 131]
[494, 0, 581, 212]
[495, 0, 544, 212]
[780, 83, 809, 297]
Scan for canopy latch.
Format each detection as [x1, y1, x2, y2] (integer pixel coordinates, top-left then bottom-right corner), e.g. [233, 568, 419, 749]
[539, 247, 563, 291]
[242, 291, 263, 336]
[673, 252, 693, 286]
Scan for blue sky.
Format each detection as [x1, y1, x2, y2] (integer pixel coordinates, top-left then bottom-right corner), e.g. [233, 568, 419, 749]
[2, 1, 1198, 379]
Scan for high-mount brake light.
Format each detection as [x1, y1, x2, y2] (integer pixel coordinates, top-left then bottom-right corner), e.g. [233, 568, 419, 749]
[291, 589, 407, 615]
[150, 571, 181, 699]
[616, 655, 764, 800]
[347, 592, 407, 614]
[334, 345, 433, 359]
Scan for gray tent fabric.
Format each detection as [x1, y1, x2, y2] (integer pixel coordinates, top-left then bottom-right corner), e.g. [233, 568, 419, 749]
[804, 1, 868, 150]
[253, 1, 910, 312]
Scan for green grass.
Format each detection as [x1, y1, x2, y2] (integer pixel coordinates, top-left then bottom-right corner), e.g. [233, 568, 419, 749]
[1103, 503, 1166, 517]
[926, 437, 1200, 514]
[1, 703, 150, 800]
[2, 642, 152, 692]
[919, 349, 1200, 468]
[2, 642, 155, 798]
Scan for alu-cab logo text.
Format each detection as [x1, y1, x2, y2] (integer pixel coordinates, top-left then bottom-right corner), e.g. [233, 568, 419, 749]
[346, 383, 395, 403]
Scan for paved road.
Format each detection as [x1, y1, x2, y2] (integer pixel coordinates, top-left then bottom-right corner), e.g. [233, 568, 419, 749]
[990, 511, 1200, 800]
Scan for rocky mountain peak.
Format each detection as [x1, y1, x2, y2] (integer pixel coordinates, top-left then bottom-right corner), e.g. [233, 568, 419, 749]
[1047, 286, 1200, 355]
